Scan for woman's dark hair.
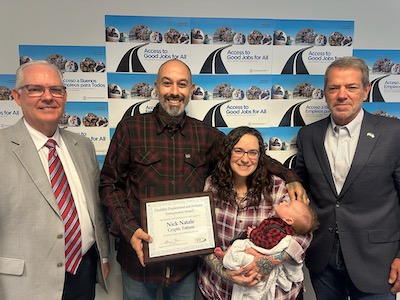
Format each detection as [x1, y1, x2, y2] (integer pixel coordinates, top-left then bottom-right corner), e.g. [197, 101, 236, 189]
[211, 126, 273, 208]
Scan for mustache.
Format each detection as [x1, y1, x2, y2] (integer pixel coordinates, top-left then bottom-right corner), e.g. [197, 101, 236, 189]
[165, 94, 185, 101]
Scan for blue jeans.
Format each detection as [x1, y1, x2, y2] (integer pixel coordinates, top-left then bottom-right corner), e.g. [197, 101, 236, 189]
[121, 269, 197, 300]
[310, 235, 395, 300]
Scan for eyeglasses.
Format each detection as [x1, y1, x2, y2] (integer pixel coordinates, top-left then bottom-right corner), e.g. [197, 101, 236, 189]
[18, 84, 66, 98]
[232, 148, 260, 159]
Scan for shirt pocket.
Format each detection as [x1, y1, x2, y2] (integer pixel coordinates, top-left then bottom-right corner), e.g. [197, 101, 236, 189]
[368, 228, 400, 244]
[132, 150, 162, 194]
[184, 152, 207, 169]
[0, 257, 24, 276]
[133, 150, 161, 166]
[183, 152, 208, 191]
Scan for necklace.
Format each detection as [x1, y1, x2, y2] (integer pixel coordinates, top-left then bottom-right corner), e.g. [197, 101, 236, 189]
[235, 188, 248, 201]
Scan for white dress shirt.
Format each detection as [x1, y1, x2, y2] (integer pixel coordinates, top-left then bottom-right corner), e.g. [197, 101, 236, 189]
[324, 110, 363, 194]
[24, 119, 95, 256]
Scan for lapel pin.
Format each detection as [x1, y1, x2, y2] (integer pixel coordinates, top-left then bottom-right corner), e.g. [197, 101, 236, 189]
[366, 132, 375, 138]
[185, 153, 191, 159]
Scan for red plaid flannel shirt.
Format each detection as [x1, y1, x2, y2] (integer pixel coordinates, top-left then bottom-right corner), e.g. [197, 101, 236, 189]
[249, 217, 296, 249]
[198, 175, 312, 300]
[100, 104, 302, 285]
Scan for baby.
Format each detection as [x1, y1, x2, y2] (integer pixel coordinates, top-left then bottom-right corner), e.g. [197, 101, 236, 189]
[215, 200, 318, 300]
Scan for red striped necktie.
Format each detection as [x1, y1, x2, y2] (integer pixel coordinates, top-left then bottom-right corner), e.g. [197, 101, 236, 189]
[45, 139, 82, 275]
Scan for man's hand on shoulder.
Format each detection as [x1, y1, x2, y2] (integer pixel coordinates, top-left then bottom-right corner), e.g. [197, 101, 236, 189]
[286, 181, 309, 204]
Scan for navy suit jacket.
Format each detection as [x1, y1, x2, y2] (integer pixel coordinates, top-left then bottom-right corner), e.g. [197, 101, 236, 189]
[295, 110, 400, 293]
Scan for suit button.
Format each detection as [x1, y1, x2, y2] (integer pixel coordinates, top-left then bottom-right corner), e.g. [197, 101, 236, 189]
[57, 263, 63, 268]
[57, 234, 63, 239]
[336, 201, 340, 208]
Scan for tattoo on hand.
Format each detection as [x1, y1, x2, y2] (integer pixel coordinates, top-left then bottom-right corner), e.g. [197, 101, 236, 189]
[256, 252, 287, 275]
[255, 256, 275, 275]
[204, 254, 230, 281]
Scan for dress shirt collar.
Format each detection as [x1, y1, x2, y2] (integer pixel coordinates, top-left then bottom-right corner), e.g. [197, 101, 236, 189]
[23, 118, 61, 151]
[330, 109, 364, 138]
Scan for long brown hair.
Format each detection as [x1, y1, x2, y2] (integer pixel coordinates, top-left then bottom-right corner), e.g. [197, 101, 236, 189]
[211, 126, 273, 208]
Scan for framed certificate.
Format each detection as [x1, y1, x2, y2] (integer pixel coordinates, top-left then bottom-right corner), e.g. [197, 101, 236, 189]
[140, 192, 217, 263]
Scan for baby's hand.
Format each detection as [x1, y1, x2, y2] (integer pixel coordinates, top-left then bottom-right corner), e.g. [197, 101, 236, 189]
[247, 226, 255, 237]
[214, 247, 225, 261]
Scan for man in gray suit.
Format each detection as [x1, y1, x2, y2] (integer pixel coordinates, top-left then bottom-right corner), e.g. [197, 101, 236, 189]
[295, 56, 400, 299]
[0, 60, 110, 299]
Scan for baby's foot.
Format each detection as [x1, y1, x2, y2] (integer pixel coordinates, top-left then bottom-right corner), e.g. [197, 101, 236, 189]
[214, 247, 225, 260]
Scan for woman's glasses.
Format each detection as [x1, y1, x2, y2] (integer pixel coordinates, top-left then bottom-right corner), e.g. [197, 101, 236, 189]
[231, 148, 260, 159]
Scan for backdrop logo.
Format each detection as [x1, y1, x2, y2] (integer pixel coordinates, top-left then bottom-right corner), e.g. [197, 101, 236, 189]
[367, 75, 389, 102]
[281, 46, 313, 75]
[123, 100, 150, 118]
[278, 100, 310, 127]
[202, 100, 230, 127]
[200, 45, 232, 74]
[284, 153, 297, 169]
[116, 44, 148, 73]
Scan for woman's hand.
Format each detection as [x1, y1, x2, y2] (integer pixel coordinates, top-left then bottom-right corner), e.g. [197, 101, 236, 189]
[242, 248, 287, 281]
[226, 268, 260, 287]
[204, 253, 259, 286]
[227, 248, 283, 285]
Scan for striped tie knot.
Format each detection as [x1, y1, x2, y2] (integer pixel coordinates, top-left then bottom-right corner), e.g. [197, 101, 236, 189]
[45, 138, 57, 149]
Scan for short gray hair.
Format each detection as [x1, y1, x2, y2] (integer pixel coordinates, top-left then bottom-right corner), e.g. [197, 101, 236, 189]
[15, 60, 63, 88]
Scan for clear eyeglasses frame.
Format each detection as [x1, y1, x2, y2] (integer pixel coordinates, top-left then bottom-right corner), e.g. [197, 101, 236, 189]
[18, 84, 66, 98]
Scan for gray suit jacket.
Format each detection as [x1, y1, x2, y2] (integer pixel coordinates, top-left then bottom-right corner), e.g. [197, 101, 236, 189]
[295, 110, 400, 293]
[0, 119, 110, 300]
